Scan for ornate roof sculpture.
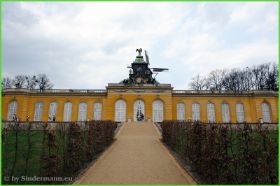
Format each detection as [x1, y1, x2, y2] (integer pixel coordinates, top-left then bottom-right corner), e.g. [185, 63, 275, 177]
[121, 48, 168, 85]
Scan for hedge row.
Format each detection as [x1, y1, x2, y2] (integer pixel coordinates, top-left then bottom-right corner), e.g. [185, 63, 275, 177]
[161, 121, 278, 184]
[2, 120, 117, 184]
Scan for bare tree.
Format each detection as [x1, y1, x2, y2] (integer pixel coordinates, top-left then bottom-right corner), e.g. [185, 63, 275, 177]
[222, 69, 246, 93]
[189, 74, 206, 91]
[37, 74, 53, 91]
[2, 77, 13, 89]
[244, 67, 253, 91]
[259, 63, 269, 90]
[206, 69, 226, 92]
[238, 70, 246, 91]
[12, 75, 26, 88]
[252, 64, 269, 90]
[265, 63, 278, 91]
[190, 62, 278, 92]
[25, 75, 38, 89]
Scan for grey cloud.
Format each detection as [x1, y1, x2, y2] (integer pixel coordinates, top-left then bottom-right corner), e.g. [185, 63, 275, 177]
[3, 3, 39, 27]
[2, 2, 278, 90]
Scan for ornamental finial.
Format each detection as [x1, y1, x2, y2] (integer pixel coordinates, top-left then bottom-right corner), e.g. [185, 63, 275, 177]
[136, 48, 142, 56]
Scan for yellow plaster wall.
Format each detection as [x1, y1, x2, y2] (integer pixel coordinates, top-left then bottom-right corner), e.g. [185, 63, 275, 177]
[103, 93, 172, 121]
[2, 92, 278, 123]
[2, 95, 27, 120]
[2, 94, 106, 121]
[171, 95, 278, 123]
[253, 97, 278, 122]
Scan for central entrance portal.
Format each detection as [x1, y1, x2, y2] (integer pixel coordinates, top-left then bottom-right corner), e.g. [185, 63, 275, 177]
[134, 100, 145, 122]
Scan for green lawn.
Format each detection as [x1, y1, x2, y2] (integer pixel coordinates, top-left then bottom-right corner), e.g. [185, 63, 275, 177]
[3, 130, 80, 184]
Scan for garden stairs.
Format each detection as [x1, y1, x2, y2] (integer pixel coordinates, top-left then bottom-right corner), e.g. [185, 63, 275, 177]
[74, 122, 196, 184]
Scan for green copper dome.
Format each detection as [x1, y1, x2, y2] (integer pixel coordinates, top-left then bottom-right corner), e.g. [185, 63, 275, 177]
[134, 56, 146, 63]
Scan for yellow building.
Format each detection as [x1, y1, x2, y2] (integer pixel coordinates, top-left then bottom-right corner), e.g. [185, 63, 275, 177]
[2, 50, 278, 123]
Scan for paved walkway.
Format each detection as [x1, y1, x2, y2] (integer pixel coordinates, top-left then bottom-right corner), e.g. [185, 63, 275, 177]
[74, 122, 196, 184]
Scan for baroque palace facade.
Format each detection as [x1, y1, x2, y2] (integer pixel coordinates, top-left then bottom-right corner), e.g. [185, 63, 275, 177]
[2, 50, 278, 123]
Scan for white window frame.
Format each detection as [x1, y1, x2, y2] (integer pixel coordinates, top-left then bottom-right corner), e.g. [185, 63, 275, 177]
[153, 100, 164, 122]
[261, 102, 271, 123]
[34, 102, 43, 121]
[192, 103, 200, 121]
[207, 102, 216, 123]
[63, 102, 72, 122]
[176, 103, 185, 121]
[78, 102, 87, 121]
[115, 100, 126, 122]
[236, 103, 245, 123]
[7, 100, 18, 121]
[222, 103, 230, 123]
[93, 102, 102, 121]
[48, 102, 57, 121]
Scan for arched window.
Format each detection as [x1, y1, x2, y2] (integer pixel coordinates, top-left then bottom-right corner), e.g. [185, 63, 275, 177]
[153, 100, 164, 122]
[78, 102, 87, 121]
[94, 102, 102, 121]
[192, 103, 200, 121]
[48, 102, 57, 121]
[261, 102, 271, 123]
[115, 100, 126, 122]
[134, 100, 145, 121]
[7, 100, 18, 121]
[222, 103, 230, 123]
[236, 103, 245, 123]
[63, 102, 72, 122]
[207, 102, 215, 123]
[34, 102, 43, 121]
[176, 103, 185, 121]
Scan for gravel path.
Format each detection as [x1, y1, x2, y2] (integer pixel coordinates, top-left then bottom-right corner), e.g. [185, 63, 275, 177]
[74, 122, 196, 184]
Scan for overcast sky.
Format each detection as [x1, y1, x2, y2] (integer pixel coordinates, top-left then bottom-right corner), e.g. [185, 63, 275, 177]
[2, 2, 278, 89]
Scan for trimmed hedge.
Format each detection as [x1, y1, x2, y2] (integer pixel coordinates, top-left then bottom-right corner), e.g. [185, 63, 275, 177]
[161, 121, 278, 184]
[2, 120, 117, 184]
